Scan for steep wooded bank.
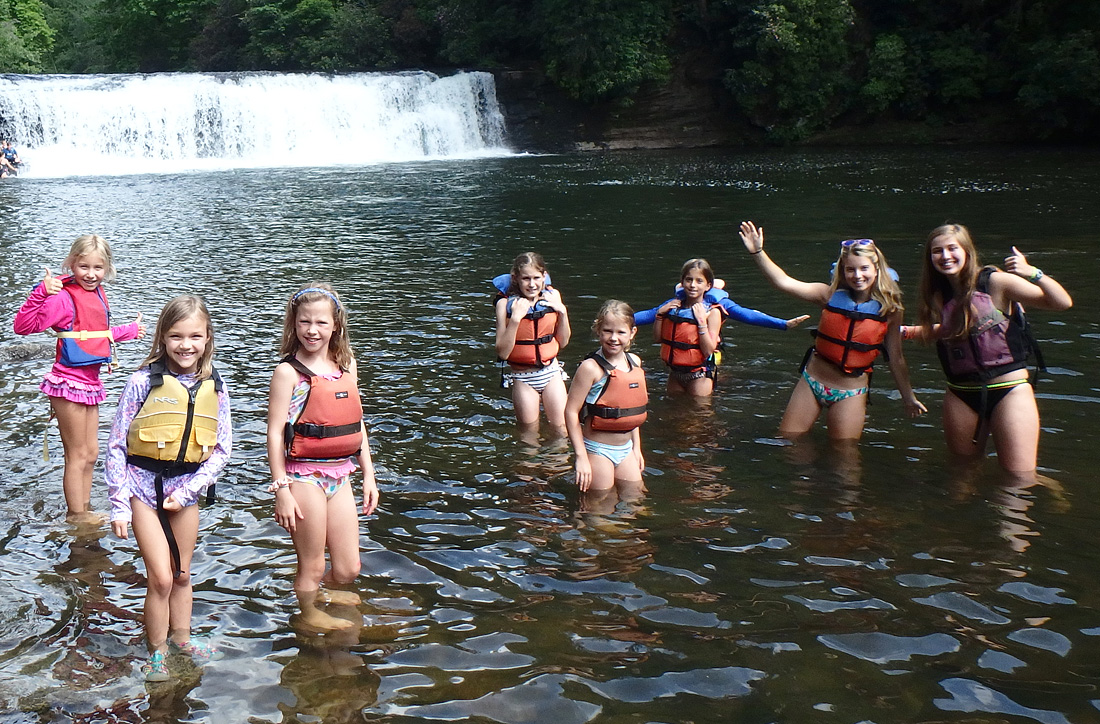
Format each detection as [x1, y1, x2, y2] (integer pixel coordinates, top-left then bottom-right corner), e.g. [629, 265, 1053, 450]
[4, 0, 1098, 148]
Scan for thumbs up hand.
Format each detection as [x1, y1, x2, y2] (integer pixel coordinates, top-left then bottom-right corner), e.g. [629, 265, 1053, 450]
[1004, 246, 1036, 279]
[134, 312, 146, 340]
[42, 267, 62, 295]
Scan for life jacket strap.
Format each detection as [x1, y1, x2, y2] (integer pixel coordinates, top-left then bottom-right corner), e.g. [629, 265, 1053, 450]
[587, 404, 647, 419]
[56, 329, 114, 340]
[291, 421, 363, 439]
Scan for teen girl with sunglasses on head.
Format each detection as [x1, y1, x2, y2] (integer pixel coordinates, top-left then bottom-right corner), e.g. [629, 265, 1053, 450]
[739, 221, 926, 439]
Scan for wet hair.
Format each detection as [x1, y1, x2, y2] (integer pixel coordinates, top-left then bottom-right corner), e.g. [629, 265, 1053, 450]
[509, 252, 548, 296]
[62, 234, 117, 283]
[279, 282, 354, 370]
[917, 223, 982, 340]
[827, 241, 903, 316]
[140, 295, 216, 380]
[680, 258, 715, 287]
[591, 300, 637, 349]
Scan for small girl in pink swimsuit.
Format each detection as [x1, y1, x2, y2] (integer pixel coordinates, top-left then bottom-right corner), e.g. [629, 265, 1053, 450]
[13, 234, 145, 520]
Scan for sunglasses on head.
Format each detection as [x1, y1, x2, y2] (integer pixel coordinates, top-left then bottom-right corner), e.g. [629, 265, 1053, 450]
[841, 238, 874, 247]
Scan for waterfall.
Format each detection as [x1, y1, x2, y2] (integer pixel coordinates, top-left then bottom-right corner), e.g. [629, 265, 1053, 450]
[0, 71, 510, 177]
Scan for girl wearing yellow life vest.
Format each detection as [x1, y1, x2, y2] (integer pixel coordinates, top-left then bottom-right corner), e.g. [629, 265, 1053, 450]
[267, 284, 379, 633]
[740, 221, 926, 440]
[494, 252, 572, 439]
[566, 300, 647, 510]
[105, 295, 231, 681]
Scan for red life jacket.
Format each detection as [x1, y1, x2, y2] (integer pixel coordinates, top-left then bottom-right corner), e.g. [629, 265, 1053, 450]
[812, 290, 888, 376]
[56, 279, 113, 367]
[937, 267, 1036, 384]
[582, 352, 648, 432]
[283, 356, 364, 462]
[659, 304, 712, 370]
[505, 297, 560, 367]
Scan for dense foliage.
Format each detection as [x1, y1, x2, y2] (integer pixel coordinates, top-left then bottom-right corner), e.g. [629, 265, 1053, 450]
[6, 0, 1099, 142]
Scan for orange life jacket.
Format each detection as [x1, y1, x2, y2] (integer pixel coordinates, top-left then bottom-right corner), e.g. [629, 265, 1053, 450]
[505, 297, 560, 367]
[56, 279, 113, 367]
[283, 356, 364, 462]
[659, 304, 713, 369]
[812, 290, 888, 376]
[582, 352, 648, 432]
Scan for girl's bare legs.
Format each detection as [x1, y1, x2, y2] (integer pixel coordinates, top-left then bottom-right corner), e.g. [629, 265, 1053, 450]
[131, 499, 199, 651]
[989, 384, 1040, 473]
[50, 397, 99, 516]
[944, 384, 1039, 472]
[541, 378, 568, 437]
[289, 481, 357, 630]
[511, 379, 542, 442]
[823, 394, 869, 441]
[777, 378, 822, 438]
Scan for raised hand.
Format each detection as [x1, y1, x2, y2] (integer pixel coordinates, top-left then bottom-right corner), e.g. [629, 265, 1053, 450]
[134, 312, 146, 339]
[42, 267, 63, 295]
[1004, 246, 1036, 278]
[739, 221, 764, 255]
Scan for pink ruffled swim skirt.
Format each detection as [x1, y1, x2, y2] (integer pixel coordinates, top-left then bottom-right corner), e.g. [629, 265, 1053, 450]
[40, 373, 105, 406]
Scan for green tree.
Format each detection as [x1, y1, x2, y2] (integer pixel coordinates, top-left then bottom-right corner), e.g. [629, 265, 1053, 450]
[724, 0, 856, 142]
[0, 0, 55, 71]
[537, 0, 672, 102]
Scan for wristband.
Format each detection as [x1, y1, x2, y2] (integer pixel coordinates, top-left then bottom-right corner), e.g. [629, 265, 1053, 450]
[750, 249, 763, 255]
[267, 477, 291, 493]
[1027, 268, 1044, 284]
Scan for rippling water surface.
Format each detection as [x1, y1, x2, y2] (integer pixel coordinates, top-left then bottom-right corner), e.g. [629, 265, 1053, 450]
[0, 148, 1097, 722]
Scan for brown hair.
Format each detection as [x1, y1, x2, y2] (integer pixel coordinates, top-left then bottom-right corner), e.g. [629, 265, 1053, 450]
[140, 295, 215, 380]
[917, 223, 981, 340]
[680, 258, 714, 286]
[279, 283, 354, 370]
[508, 252, 548, 295]
[62, 234, 117, 283]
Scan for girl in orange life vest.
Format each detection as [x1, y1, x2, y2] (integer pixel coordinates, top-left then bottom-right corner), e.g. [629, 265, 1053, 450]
[495, 252, 572, 436]
[652, 259, 726, 396]
[267, 284, 379, 632]
[13, 234, 146, 520]
[739, 221, 926, 439]
[565, 300, 647, 504]
[106, 295, 231, 681]
[914, 224, 1072, 473]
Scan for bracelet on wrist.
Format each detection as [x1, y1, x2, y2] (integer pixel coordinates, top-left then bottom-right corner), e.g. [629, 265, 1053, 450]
[1027, 268, 1044, 284]
[750, 249, 763, 255]
[267, 477, 292, 493]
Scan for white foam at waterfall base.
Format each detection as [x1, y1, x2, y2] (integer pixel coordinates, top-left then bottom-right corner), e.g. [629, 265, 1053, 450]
[0, 71, 511, 178]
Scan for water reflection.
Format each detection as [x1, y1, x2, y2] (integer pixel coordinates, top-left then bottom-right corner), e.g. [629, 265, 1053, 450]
[0, 148, 1098, 722]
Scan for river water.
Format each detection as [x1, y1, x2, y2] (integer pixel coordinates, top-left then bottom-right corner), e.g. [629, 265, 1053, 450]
[0, 147, 1097, 723]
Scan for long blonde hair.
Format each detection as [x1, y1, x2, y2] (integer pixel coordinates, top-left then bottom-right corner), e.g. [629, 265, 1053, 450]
[279, 283, 354, 370]
[918, 223, 982, 340]
[62, 234, 117, 283]
[140, 295, 216, 380]
[828, 242, 903, 315]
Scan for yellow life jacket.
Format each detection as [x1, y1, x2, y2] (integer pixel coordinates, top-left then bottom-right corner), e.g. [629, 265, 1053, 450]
[127, 362, 222, 472]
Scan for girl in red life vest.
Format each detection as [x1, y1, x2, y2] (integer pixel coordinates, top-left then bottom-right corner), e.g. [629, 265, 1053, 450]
[652, 259, 727, 396]
[740, 221, 926, 440]
[914, 224, 1072, 473]
[106, 295, 231, 681]
[267, 283, 379, 632]
[13, 234, 146, 520]
[494, 252, 572, 438]
[565, 300, 647, 509]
